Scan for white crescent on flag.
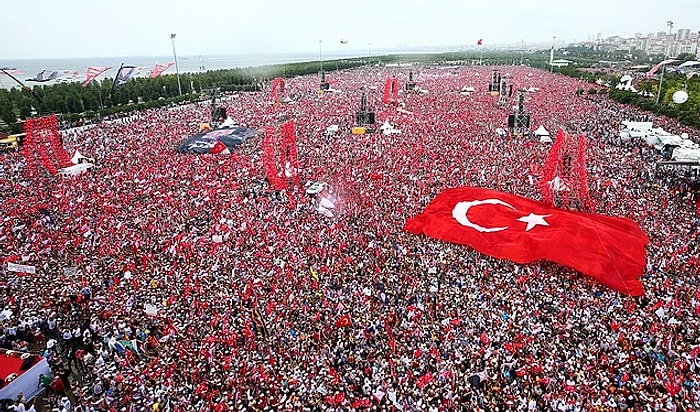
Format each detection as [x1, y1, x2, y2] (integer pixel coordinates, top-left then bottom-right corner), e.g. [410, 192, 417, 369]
[452, 199, 551, 232]
[452, 199, 516, 232]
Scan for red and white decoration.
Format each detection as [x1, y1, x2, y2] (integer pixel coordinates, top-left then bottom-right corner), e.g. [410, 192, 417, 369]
[262, 119, 300, 200]
[82, 66, 111, 87]
[382, 77, 399, 105]
[270, 77, 285, 105]
[538, 130, 595, 212]
[20, 115, 73, 177]
[150, 62, 175, 79]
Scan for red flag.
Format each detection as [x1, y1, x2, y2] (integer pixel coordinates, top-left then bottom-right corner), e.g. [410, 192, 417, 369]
[335, 314, 352, 328]
[82, 66, 111, 87]
[416, 372, 433, 389]
[351, 398, 371, 408]
[210, 141, 229, 155]
[404, 187, 648, 296]
[477, 38, 483, 45]
[150, 62, 175, 78]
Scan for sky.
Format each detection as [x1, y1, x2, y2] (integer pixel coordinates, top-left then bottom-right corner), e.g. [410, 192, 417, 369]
[1, 0, 699, 60]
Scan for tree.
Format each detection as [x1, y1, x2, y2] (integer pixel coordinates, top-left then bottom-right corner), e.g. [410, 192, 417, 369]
[675, 52, 696, 62]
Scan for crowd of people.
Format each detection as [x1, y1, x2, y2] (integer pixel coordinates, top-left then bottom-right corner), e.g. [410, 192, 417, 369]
[0, 65, 699, 411]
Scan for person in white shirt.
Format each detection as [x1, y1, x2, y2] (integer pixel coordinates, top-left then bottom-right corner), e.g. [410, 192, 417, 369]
[60, 396, 71, 412]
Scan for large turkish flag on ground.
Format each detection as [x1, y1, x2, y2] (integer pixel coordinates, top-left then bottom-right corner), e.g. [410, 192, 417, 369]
[404, 187, 648, 296]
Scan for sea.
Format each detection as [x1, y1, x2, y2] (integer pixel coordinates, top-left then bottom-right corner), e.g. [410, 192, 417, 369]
[0, 49, 434, 90]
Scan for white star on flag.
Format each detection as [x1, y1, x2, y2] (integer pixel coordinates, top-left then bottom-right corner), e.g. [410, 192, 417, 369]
[517, 213, 551, 231]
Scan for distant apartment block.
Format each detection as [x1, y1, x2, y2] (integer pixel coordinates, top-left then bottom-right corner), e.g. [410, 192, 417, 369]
[571, 29, 700, 59]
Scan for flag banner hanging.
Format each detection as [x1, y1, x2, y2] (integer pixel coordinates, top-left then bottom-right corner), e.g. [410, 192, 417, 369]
[270, 77, 285, 104]
[382, 78, 399, 105]
[26, 70, 59, 82]
[404, 187, 648, 296]
[82, 66, 112, 87]
[5, 262, 36, 275]
[20, 115, 73, 177]
[109, 64, 137, 99]
[646, 59, 678, 78]
[115, 66, 137, 87]
[149, 62, 174, 78]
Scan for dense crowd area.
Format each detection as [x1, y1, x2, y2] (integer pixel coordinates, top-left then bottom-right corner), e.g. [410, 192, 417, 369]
[1, 66, 699, 411]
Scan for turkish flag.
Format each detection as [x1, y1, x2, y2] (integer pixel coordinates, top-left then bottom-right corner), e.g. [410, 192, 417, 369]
[335, 314, 352, 328]
[351, 398, 371, 408]
[477, 38, 483, 45]
[404, 187, 648, 296]
[210, 141, 230, 155]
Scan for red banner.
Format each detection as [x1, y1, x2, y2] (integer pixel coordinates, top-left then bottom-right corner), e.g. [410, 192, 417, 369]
[82, 66, 111, 87]
[150, 62, 175, 78]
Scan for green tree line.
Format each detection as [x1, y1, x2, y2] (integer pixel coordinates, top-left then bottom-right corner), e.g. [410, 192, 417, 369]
[555, 65, 700, 129]
[3, 51, 697, 131]
[0, 57, 371, 131]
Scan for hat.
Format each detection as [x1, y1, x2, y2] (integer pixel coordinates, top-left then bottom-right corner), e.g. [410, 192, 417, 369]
[47, 339, 56, 349]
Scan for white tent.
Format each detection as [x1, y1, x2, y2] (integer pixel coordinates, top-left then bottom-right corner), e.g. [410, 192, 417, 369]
[616, 74, 638, 92]
[678, 60, 700, 68]
[534, 126, 552, 143]
[325, 125, 339, 136]
[534, 125, 549, 136]
[59, 163, 93, 177]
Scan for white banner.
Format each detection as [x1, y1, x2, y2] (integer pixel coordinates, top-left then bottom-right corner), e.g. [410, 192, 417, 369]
[6, 262, 36, 275]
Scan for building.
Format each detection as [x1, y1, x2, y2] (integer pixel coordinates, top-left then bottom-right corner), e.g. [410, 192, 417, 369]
[575, 28, 700, 59]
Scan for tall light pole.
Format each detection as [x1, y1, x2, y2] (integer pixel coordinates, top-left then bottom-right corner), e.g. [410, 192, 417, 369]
[656, 20, 674, 104]
[550, 36, 556, 72]
[171, 33, 182, 96]
[198, 55, 204, 91]
[319, 40, 324, 74]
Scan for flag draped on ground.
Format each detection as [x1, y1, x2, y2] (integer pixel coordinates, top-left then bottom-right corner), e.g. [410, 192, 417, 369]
[404, 187, 648, 296]
[82, 66, 111, 87]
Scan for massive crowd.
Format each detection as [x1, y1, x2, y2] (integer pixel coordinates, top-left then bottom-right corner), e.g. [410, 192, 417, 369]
[0, 65, 699, 411]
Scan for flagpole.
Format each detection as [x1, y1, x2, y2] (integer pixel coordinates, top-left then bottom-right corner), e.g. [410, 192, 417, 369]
[0, 68, 43, 107]
[656, 20, 674, 105]
[655, 64, 666, 104]
[171, 33, 183, 96]
[108, 63, 123, 101]
[319, 40, 324, 74]
[95, 81, 104, 111]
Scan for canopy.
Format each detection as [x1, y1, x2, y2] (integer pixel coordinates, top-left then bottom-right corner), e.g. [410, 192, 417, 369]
[177, 127, 258, 154]
[534, 125, 549, 136]
[678, 60, 700, 68]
